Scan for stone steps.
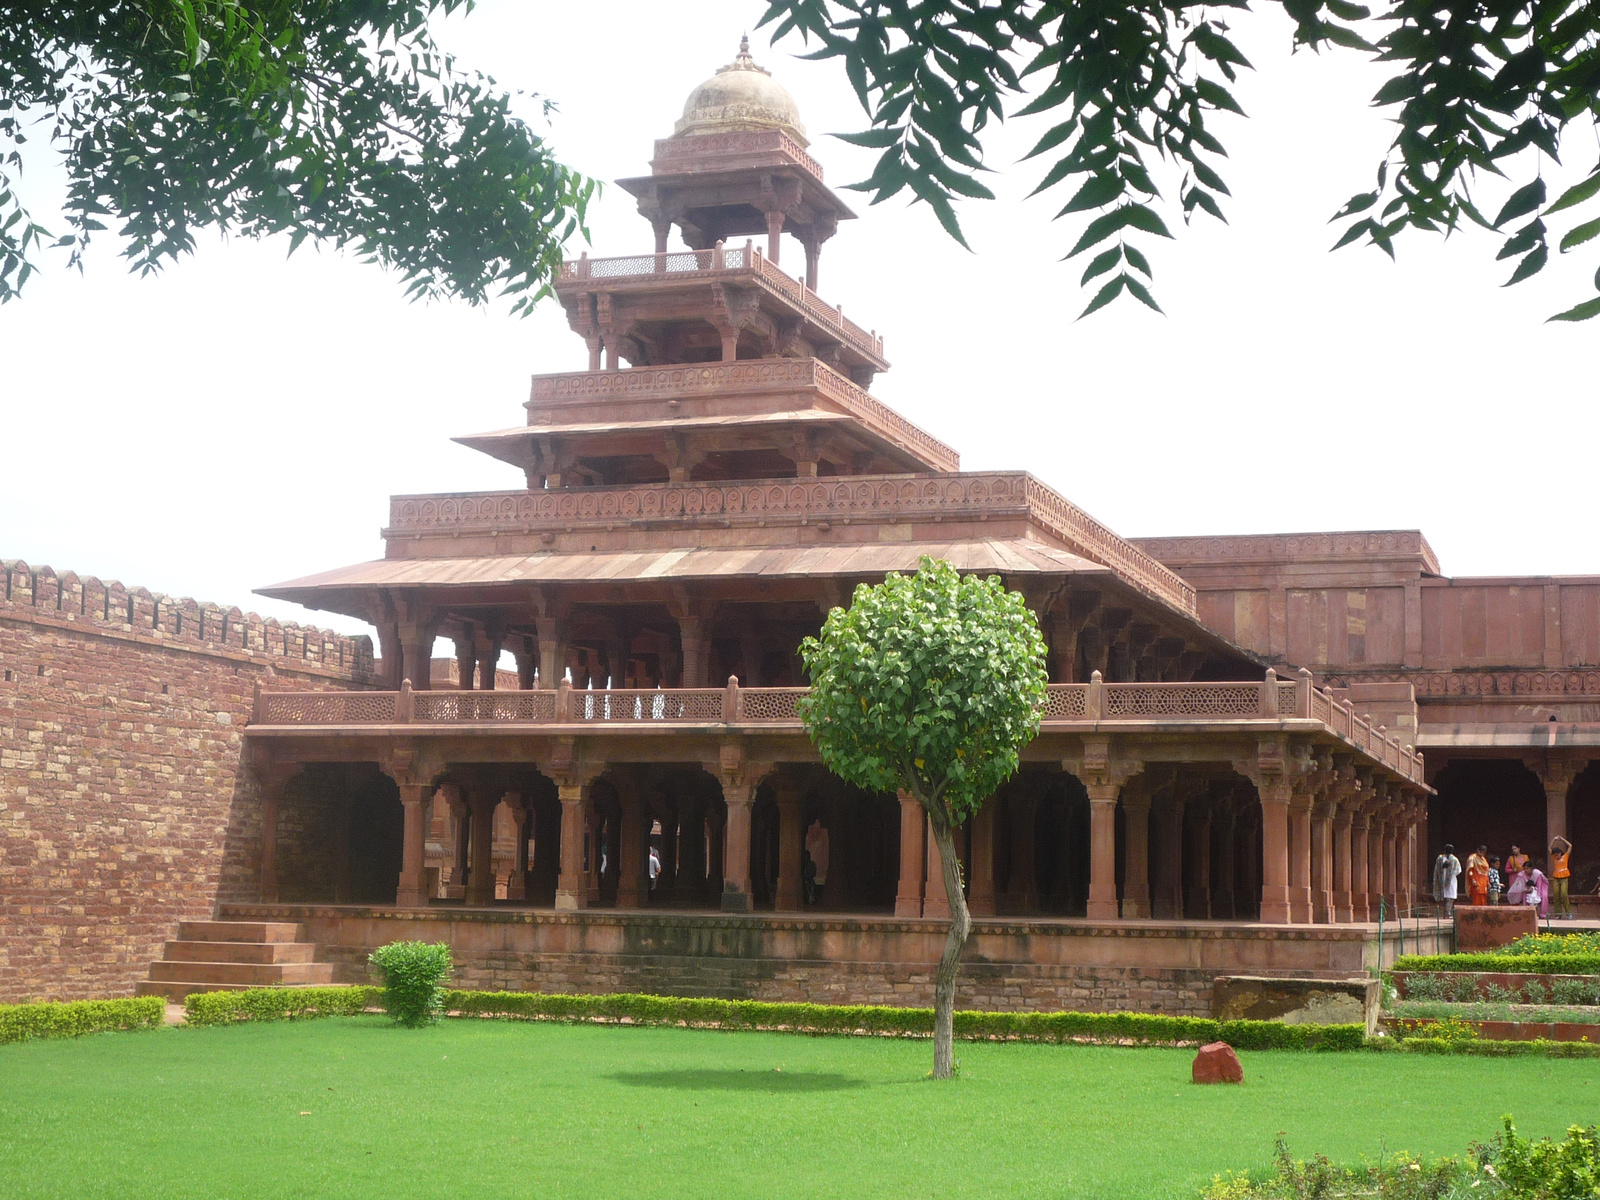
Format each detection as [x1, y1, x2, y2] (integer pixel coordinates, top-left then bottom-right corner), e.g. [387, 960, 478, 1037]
[135, 920, 334, 1002]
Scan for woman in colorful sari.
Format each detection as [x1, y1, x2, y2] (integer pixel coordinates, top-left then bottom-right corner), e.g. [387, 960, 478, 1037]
[1465, 846, 1490, 906]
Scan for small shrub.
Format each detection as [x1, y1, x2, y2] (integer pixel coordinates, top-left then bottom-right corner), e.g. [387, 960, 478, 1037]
[1522, 978, 1550, 1005]
[369, 941, 453, 1027]
[1393, 953, 1600, 975]
[1404, 973, 1448, 1001]
[0, 996, 164, 1044]
[1494, 1118, 1600, 1196]
[1550, 977, 1599, 1006]
[1483, 982, 1519, 1004]
[1448, 974, 1481, 1002]
[1501, 931, 1600, 958]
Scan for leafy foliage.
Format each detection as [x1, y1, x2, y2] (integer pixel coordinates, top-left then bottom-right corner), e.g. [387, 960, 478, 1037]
[0, 2, 593, 310]
[369, 940, 453, 1027]
[1395, 953, 1600, 974]
[797, 556, 1048, 818]
[0, 996, 164, 1043]
[1501, 931, 1600, 957]
[1496, 1118, 1600, 1198]
[184, 984, 381, 1025]
[760, 0, 1600, 320]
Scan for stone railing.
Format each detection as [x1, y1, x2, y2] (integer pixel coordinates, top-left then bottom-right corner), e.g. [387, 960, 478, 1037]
[251, 671, 1424, 782]
[524, 358, 959, 471]
[557, 245, 885, 362]
[385, 471, 1192, 614]
[651, 128, 825, 182]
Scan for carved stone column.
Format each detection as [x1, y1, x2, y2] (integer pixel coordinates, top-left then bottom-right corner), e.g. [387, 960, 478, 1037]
[1310, 794, 1336, 924]
[504, 793, 530, 902]
[775, 784, 804, 912]
[464, 790, 497, 907]
[1120, 778, 1152, 919]
[1255, 775, 1293, 925]
[1331, 803, 1354, 923]
[1526, 756, 1587, 845]
[969, 799, 997, 917]
[475, 629, 504, 691]
[721, 781, 756, 913]
[616, 790, 648, 909]
[894, 791, 925, 918]
[678, 616, 710, 688]
[440, 784, 467, 899]
[1085, 782, 1121, 921]
[536, 617, 567, 688]
[1367, 804, 1389, 920]
[1348, 807, 1371, 923]
[555, 780, 587, 911]
[396, 782, 432, 908]
[453, 635, 477, 692]
[1288, 785, 1313, 924]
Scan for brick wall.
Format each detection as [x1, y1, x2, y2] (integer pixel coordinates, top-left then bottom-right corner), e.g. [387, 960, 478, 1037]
[0, 558, 374, 1002]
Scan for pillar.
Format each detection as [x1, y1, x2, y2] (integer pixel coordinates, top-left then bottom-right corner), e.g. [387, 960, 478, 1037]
[441, 785, 467, 899]
[923, 814, 951, 919]
[1400, 811, 1419, 912]
[505, 794, 530, 901]
[398, 615, 436, 691]
[1384, 811, 1402, 915]
[1258, 781, 1292, 924]
[396, 783, 431, 907]
[464, 791, 497, 906]
[536, 617, 566, 688]
[894, 791, 925, 917]
[765, 209, 784, 263]
[1367, 811, 1388, 921]
[1349, 810, 1371, 922]
[475, 631, 504, 690]
[1310, 798, 1335, 923]
[1121, 787, 1152, 919]
[775, 786, 804, 911]
[1331, 806, 1354, 923]
[1086, 782, 1120, 920]
[616, 792, 648, 909]
[722, 783, 755, 912]
[803, 239, 820, 291]
[969, 799, 997, 917]
[555, 782, 586, 910]
[1288, 790, 1313, 924]
[454, 636, 476, 692]
[678, 616, 710, 687]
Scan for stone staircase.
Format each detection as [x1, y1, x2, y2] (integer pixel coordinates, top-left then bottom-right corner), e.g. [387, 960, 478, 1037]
[135, 920, 334, 1002]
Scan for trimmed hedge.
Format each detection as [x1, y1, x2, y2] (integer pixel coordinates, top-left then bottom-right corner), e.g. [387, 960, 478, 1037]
[179, 984, 1365, 1049]
[444, 990, 1367, 1050]
[185, 986, 381, 1026]
[1400, 1036, 1600, 1058]
[0, 996, 165, 1045]
[1393, 953, 1600, 975]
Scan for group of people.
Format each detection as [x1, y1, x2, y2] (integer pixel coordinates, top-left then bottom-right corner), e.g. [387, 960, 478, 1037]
[1432, 837, 1576, 918]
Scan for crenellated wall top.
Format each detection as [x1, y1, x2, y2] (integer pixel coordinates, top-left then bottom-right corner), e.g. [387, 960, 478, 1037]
[0, 557, 375, 677]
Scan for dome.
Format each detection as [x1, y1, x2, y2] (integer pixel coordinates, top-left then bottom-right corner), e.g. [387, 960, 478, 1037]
[674, 37, 808, 145]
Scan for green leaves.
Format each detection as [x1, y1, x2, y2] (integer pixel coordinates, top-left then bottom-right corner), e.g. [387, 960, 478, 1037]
[797, 557, 1048, 823]
[0, 2, 593, 308]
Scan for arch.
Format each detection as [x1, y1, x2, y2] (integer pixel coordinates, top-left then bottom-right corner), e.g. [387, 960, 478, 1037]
[275, 763, 402, 904]
[1429, 759, 1546, 869]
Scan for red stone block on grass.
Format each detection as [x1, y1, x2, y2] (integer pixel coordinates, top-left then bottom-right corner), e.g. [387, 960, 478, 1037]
[1192, 1041, 1243, 1084]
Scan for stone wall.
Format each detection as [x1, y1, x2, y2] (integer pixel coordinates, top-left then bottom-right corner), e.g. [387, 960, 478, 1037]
[0, 559, 374, 1002]
[226, 904, 1448, 1017]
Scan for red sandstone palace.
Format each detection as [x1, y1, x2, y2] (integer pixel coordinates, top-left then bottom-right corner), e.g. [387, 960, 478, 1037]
[2, 43, 1595, 1008]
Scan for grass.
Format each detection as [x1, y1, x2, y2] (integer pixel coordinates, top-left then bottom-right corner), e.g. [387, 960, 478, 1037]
[1, 1019, 1597, 1200]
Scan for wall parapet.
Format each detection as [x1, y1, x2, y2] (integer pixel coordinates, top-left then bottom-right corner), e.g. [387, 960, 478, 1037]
[1133, 530, 1441, 576]
[1, 558, 375, 679]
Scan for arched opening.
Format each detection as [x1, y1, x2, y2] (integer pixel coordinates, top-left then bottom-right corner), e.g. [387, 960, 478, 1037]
[1429, 759, 1546, 867]
[1568, 761, 1600, 896]
[275, 763, 402, 904]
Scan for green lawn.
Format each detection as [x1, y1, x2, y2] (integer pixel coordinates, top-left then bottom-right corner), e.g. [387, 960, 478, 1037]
[1, 1020, 1596, 1200]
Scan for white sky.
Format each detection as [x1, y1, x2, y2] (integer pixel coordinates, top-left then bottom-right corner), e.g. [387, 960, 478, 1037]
[1, 0, 1596, 644]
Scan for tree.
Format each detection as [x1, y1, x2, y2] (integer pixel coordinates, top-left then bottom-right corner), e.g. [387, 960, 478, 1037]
[761, 0, 1600, 322]
[797, 557, 1048, 1078]
[0, 2, 593, 310]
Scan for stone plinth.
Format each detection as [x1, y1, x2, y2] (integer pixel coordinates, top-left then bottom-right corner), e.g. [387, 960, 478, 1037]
[1211, 974, 1380, 1035]
[1454, 905, 1537, 951]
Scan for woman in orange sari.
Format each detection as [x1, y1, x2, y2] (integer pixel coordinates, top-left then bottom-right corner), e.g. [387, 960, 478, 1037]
[1465, 846, 1490, 906]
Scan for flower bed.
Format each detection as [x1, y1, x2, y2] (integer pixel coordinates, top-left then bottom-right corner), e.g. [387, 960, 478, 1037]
[1391, 971, 1600, 1003]
[1383, 1016, 1599, 1043]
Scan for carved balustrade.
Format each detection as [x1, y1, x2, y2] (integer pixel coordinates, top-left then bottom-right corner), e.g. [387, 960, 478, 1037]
[557, 244, 885, 361]
[251, 675, 1425, 783]
[524, 358, 958, 471]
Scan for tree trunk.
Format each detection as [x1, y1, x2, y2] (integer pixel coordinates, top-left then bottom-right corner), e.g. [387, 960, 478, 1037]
[926, 802, 971, 1079]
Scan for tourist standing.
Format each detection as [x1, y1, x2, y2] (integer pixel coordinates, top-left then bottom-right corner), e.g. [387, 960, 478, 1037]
[1465, 846, 1490, 906]
[1487, 856, 1504, 905]
[1433, 844, 1462, 915]
[1506, 844, 1529, 876]
[1549, 837, 1573, 919]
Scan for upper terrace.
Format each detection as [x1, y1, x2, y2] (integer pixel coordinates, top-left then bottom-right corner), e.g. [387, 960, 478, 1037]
[553, 243, 887, 382]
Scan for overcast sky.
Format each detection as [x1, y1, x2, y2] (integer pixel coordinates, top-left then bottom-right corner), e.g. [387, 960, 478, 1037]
[2, 0, 1596, 643]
